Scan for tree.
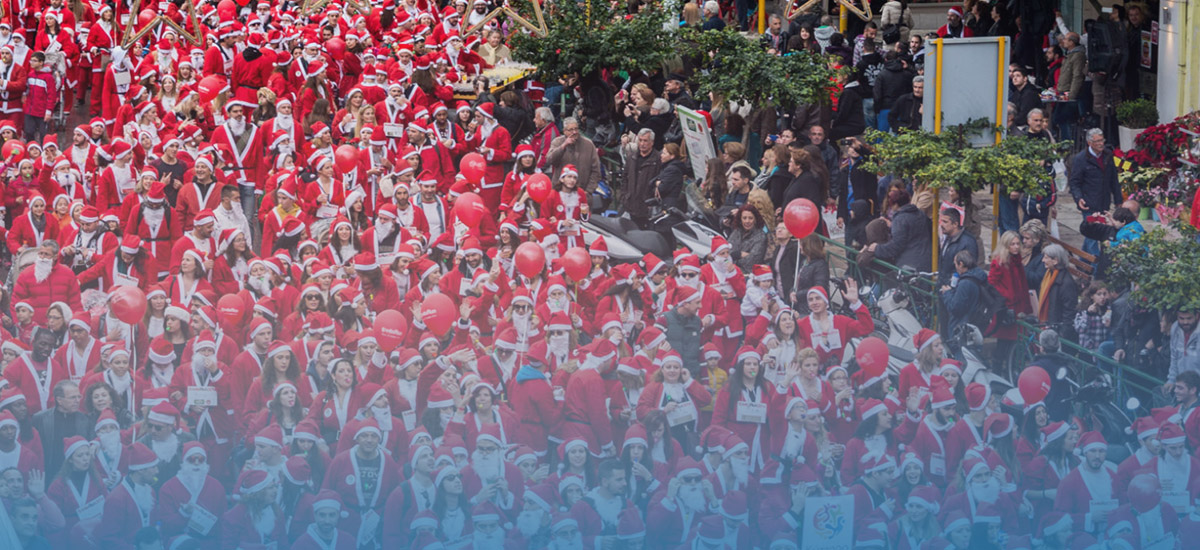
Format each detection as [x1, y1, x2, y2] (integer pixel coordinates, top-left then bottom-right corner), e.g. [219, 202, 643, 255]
[680, 28, 840, 107]
[1108, 225, 1200, 312]
[509, 0, 676, 81]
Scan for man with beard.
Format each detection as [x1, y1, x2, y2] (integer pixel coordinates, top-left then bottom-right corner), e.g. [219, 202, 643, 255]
[461, 425, 523, 511]
[59, 206, 115, 274]
[470, 103, 513, 211]
[96, 140, 135, 211]
[375, 82, 410, 153]
[47, 156, 89, 204]
[201, 25, 239, 78]
[94, 443, 159, 550]
[92, 410, 124, 488]
[572, 459, 634, 540]
[1115, 417, 1161, 496]
[907, 384, 957, 486]
[136, 402, 193, 489]
[68, 125, 98, 184]
[351, 252, 401, 317]
[647, 458, 715, 547]
[548, 511, 589, 550]
[152, 442, 227, 547]
[168, 210, 217, 275]
[846, 452, 896, 524]
[413, 171, 450, 241]
[126, 182, 183, 279]
[292, 490, 358, 550]
[940, 456, 1020, 531]
[476, 328, 519, 391]
[506, 482, 556, 546]
[4, 327, 68, 415]
[408, 119, 454, 192]
[0, 45, 27, 133]
[14, 245, 81, 326]
[359, 204, 408, 263]
[1053, 431, 1117, 534]
[324, 419, 401, 546]
[705, 434, 756, 499]
[663, 279, 708, 375]
[431, 104, 467, 156]
[441, 237, 489, 296]
[510, 342, 562, 456]
[467, 502, 506, 549]
[168, 331, 237, 475]
[1146, 423, 1200, 514]
[247, 425, 288, 479]
[943, 383, 992, 478]
[212, 101, 265, 223]
[561, 340, 620, 456]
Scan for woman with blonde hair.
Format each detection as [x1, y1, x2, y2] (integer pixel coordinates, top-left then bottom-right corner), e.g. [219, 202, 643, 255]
[988, 230, 1031, 363]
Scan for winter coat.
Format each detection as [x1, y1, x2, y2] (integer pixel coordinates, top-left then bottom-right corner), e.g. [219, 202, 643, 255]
[988, 255, 1032, 340]
[1058, 47, 1087, 99]
[873, 204, 932, 272]
[941, 267, 989, 337]
[1068, 147, 1122, 214]
[654, 159, 689, 212]
[729, 226, 768, 272]
[623, 148, 663, 219]
[873, 58, 912, 111]
[830, 83, 867, 140]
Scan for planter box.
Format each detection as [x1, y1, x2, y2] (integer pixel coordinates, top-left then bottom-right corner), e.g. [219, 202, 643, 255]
[1118, 125, 1145, 151]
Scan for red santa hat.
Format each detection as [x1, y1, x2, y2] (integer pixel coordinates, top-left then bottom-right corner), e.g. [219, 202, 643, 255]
[1159, 422, 1185, 445]
[721, 433, 749, 460]
[63, 436, 92, 460]
[1040, 421, 1070, 449]
[858, 398, 886, 421]
[128, 442, 159, 471]
[0, 387, 24, 409]
[147, 402, 180, 426]
[913, 328, 940, 353]
[426, 384, 455, 410]
[1038, 512, 1072, 538]
[862, 451, 896, 474]
[294, 419, 321, 443]
[719, 491, 749, 522]
[985, 412, 1013, 442]
[149, 337, 176, 364]
[734, 345, 761, 365]
[94, 409, 119, 432]
[238, 469, 274, 496]
[311, 489, 342, 513]
[965, 382, 990, 411]
[0, 411, 18, 434]
[182, 441, 206, 463]
[1077, 431, 1106, 453]
[255, 424, 284, 448]
[948, 6, 963, 17]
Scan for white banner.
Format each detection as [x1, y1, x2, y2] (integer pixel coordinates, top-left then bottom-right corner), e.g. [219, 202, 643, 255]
[676, 105, 716, 182]
[802, 495, 855, 550]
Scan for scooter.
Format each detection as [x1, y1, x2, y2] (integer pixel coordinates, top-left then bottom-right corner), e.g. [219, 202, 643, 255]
[582, 192, 724, 263]
[1013, 366, 1140, 464]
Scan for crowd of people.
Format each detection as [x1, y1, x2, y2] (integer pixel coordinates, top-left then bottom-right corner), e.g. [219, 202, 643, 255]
[0, 0, 1187, 549]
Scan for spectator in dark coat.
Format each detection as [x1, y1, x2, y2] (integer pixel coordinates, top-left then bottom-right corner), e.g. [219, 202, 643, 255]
[830, 81, 868, 140]
[729, 205, 768, 272]
[1035, 244, 1080, 334]
[772, 223, 800, 300]
[701, 1, 725, 31]
[888, 75, 925, 132]
[873, 51, 912, 133]
[941, 249, 989, 338]
[792, 234, 830, 313]
[781, 149, 827, 210]
[1068, 128, 1122, 257]
[869, 188, 932, 271]
[622, 128, 663, 227]
[625, 99, 673, 150]
[1008, 67, 1044, 128]
[495, 90, 535, 145]
[936, 207, 980, 288]
[760, 14, 790, 54]
[31, 380, 90, 477]
[833, 140, 878, 245]
[654, 144, 689, 212]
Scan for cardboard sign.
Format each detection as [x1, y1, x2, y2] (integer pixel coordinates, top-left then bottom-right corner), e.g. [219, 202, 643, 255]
[187, 386, 218, 408]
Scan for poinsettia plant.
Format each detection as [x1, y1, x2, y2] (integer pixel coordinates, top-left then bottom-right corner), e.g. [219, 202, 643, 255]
[1131, 119, 1193, 170]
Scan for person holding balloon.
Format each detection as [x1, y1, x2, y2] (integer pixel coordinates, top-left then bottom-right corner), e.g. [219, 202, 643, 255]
[499, 145, 537, 216]
[539, 164, 590, 249]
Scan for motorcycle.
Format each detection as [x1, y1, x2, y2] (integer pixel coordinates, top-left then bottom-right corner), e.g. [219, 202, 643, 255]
[582, 191, 724, 263]
[1049, 366, 1141, 464]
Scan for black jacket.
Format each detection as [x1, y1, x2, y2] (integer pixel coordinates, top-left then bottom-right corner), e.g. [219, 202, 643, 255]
[1038, 268, 1080, 334]
[623, 149, 663, 219]
[833, 160, 877, 221]
[782, 171, 824, 209]
[664, 309, 703, 373]
[774, 238, 801, 301]
[1009, 83, 1044, 126]
[873, 58, 912, 111]
[1068, 147, 1122, 213]
[766, 167, 794, 209]
[626, 111, 673, 149]
[830, 83, 867, 140]
[874, 203, 932, 271]
[32, 407, 92, 477]
[654, 159, 689, 212]
[888, 92, 923, 131]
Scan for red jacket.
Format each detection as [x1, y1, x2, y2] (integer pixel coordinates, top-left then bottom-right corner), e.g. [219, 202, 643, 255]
[22, 67, 57, 117]
[11, 261, 81, 325]
[509, 365, 562, 454]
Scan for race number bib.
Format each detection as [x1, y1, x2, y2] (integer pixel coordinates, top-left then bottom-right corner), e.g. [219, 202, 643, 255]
[736, 401, 767, 424]
[667, 400, 698, 427]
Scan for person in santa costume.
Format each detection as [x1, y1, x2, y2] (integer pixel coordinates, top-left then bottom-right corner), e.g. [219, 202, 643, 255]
[646, 456, 716, 547]
[711, 346, 772, 471]
[45, 435, 107, 547]
[58, 205, 115, 273]
[174, 156, 226, 232]
[766, 396, 820, 470]
[1107, 473, 1181, 548]
[321, 418, 400, 546]
[291, 489, 359, 550]
[3, 327, 68, 415]
[459, 423, 525, 513]
[1115, 417, 1161, 497]
[560, 339, 622, 457]
[905, 383, 958, 486]
[168, 330, 238, 478]
[221, 469, 287, 549]
[52, 312, 99, 383]
[7, 193, 59, 254]
[793, 280, 873, 368]
[93, 442, 158, 550]
[0, 409, 40, 472]
[942, 382, 993, 479]
[77, 233, 152, 292]
[1140, 422, 1200, 513]
[124, 181, 183, 279]
[1053, 430, 1118, 534]
[151, 442, 227, 549]
[509, 341, 562, 456]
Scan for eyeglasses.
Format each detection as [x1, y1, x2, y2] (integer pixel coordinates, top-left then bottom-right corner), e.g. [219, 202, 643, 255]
[512, 305, 531, 312]
[305, 295, 321, 300]
[680, 272, 698, 279]
[681, 475, 702, 484]
[555, 528, 579, 539]
[442, 474, 461, 481]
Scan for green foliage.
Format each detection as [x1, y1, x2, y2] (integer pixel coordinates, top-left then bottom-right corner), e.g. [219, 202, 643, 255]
[1108, 225, 1200, 312]
[1116, 98, 1159, 128]
[861, 123, 1070, 196]
[679, 28, 841, 107]
[509, 0, 675, 81]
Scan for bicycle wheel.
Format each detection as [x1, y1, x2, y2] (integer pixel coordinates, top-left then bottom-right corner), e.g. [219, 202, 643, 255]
[1005, 338, 1036, 382]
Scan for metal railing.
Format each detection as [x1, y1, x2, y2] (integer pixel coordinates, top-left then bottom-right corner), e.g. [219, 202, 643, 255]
[815, 234, 1165, 403]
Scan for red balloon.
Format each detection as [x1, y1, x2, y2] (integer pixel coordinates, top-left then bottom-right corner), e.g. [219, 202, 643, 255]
[460, 153, 487, 185]
[373, 310, 408, 352]
[514, 242, 546, 279]
[197, 75, 225, 104]
[217, 294, 245, 325]
[334, 145, 359, 173]
[561, 247, 590, 281]
[1017, 366, 1051, 404]
[0, 140, 23, 163]
[1128, 474, 1161, 513]
[783, 198, 819, 239]
[855, 336, 890, 377]
[325, 37, 347, 61]
[526, 173, 553, 203]
[454, 192, 486, 226]
[138, 9, 156, 29]
[217, 0, 237, 17]
[421, 293, 457, 335]
[109, 286, 147, 325]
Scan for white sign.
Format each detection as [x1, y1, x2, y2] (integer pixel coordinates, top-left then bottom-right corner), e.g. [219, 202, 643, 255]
[676, 105, 717, 183]
[802, 495, 855, 550]
[187, 386, 218, 408]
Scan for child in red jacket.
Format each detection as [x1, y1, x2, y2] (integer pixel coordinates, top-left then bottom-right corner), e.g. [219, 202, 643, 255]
[22, 52, 58, 142]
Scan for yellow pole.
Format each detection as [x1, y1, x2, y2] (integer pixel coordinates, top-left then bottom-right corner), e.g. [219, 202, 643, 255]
[992, 36, 1006, 251]
[839, 3, 847, 32]
[932, 38, 944, 273]
[758, 0, 766, 33]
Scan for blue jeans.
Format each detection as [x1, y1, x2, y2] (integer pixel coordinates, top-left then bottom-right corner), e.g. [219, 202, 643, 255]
[998, 192, 1020, 234]
[862, 98, 876, 131]
[877, 108, 892, 133]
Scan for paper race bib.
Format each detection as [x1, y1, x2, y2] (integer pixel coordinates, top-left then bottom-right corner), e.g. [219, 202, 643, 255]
[112, 270, 139, 288]
[77, 496, 105, 521]
[402, 410, 417, 432]
[1089, 498, 1119, 517]
[930, 453, 946, 477]
[317, 204, 340, 219]
[358, 509, 381, 543]
[736, 401, 767, 424]
[1163, 490, 1190, 513]
[187, 504, 218, 535]
[666, 400, 698, 427]
[383, 123, 404, 138]
[187, 386, 218, 408]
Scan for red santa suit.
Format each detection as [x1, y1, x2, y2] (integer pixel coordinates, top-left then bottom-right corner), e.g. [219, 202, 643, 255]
[700, 253, 747, 362]
[711, 358, 772, 470]
[0, 56, 27, 130]
[125, 194, 184, 278]
[793, 289, 874, 366]
[469, 107, 511, 210]
[321, 440, 401, 541]
[509, 360, 562, 455]
[2, 353, 68, 414]
[52, 333, 101, 383]
[1054, 448, 1118, 532]
[45, 451, 107, 547]
[6, 206, 59, 254]
[94, 477, 158, 550]
[540, 185, 589, 249]
[152, 446, 228, 549]
[212, 115, 266, 188]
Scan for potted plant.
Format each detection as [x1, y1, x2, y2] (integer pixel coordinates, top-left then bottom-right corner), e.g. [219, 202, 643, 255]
[1116, 98, 1159, 150]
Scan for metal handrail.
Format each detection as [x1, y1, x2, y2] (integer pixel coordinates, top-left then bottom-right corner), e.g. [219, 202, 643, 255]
[815, 234, 1166, 398]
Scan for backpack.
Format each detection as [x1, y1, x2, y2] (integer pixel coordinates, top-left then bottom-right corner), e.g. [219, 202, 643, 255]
[960, 273, 1014, 334]
[881, 24, 902, 46]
